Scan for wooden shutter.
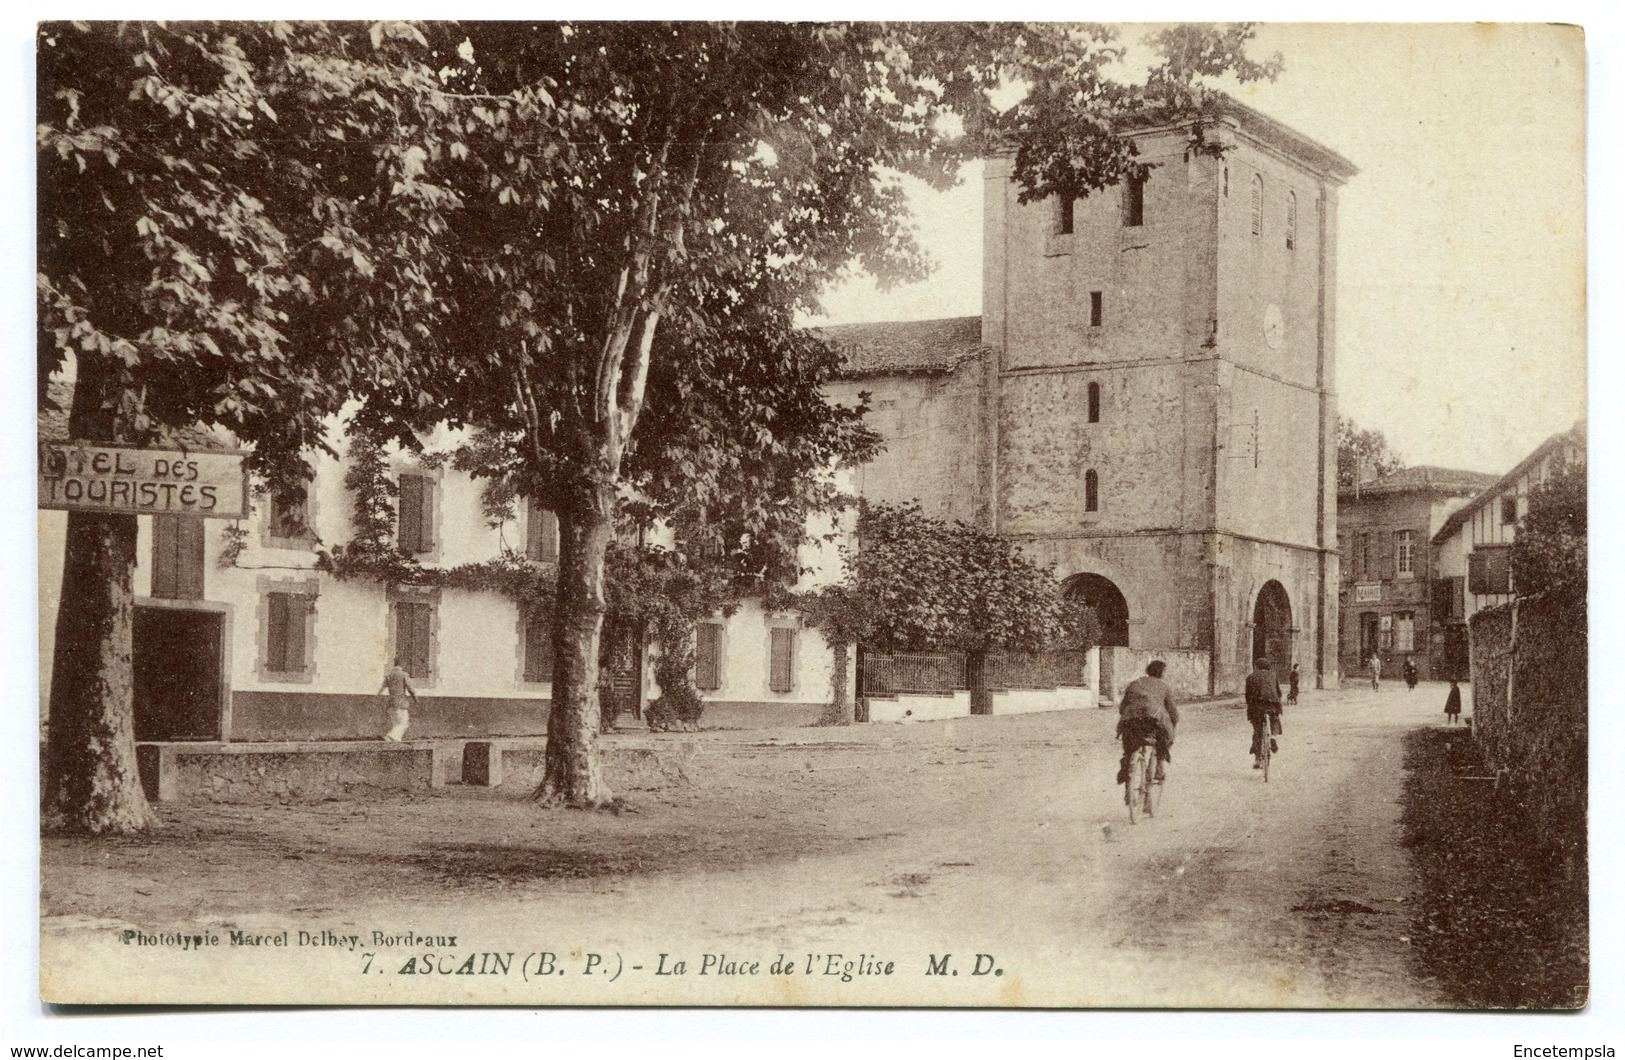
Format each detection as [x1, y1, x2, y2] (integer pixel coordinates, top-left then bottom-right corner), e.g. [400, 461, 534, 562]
[267, 593, 309, 673]
[267, 593, 289, 671]
[769, 627, 795, 693]
[395, 601, 432, 678]
[398, 475, 426, 553]
[694, 623, 721, 691]
[151, 515, 178, 599]
[524, 614, 553, 682]
[528, 506, 558, 563]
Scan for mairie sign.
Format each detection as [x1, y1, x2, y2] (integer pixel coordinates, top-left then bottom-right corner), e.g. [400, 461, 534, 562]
[39, 441, 248, 519]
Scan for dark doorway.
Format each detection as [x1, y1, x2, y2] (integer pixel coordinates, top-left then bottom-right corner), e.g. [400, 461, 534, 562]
[1065, 573, 1130, 703]
[1360, 611, 1381, 663]
[134, 607, 224, 741]
[1251, 581, 1294, 677]
[1064, 573, 1130, 647]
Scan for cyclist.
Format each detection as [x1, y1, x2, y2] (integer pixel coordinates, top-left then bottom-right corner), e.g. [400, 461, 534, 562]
[1115, 660, 1179, 785]
[1245, 656, 1282, 769]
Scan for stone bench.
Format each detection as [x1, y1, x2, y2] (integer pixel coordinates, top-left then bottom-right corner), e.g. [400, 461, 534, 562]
[136, 741, 459, 804]
[461, 738, 697, 791]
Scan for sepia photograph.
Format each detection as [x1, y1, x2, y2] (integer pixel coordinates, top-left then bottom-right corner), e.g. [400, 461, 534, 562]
[21, 14, 1600, 1027]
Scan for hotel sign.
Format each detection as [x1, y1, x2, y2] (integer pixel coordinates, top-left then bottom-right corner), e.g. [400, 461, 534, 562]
[39, 441, 249, 519]
[1354, 583, 1382, 604]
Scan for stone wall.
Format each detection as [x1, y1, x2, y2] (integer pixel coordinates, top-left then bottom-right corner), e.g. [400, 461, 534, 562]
[1468, 588, 1587, 868]
[1098, 647, 1211, 702]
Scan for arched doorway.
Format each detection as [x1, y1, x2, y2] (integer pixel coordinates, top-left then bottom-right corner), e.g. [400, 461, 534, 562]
[1252, 580, 1294, 678]
[1065, 573, 1130, 702]
[1064, 573, 1129, 646]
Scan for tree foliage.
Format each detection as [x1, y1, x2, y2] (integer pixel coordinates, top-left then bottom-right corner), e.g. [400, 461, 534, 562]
[1512, 456, 1587, 597]
[797, 501, 1097, 656]
[1337, 416, 1405, 490]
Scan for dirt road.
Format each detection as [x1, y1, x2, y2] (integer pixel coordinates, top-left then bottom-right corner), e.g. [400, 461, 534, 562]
[41, 684, 1456, 1007]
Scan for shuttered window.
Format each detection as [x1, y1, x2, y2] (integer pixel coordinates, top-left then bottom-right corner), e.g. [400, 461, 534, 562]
[151, 514, 205, 600]
[1468, 548, 1513, 596]
[1250, 174, 1264, 236]
[527, 505, 559, 563]
[523, 613, 553, 683]
[269, 482, 310, 541]
[694, 622, 722, 692]
[1431, 577, 1465, 623]
[768, 627, 795, 694]
[395, 601, 434, 678]
[1286, 191, 1298, 250]
[265, 592, 311, 674]
[397, 474, 432, 553]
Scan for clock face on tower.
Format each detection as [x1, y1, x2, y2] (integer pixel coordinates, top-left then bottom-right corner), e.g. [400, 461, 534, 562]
[1264, 304, 1285, 350]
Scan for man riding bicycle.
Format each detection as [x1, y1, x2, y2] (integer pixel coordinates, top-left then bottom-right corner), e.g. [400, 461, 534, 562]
[1116, 660, 1179, 784]
[1245, 656, 1283, 769]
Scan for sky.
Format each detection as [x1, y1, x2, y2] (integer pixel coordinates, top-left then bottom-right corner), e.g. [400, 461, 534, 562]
[813, 23, 1588, 477]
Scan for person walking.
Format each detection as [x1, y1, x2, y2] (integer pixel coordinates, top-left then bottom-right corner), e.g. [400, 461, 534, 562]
[1244, 657, 1283, 769]
[1444, 679, 1463, 725]
[1368, 652, 1382, 692]
[380, 657, 418, 741]
[1287, 662, 1301, 705]
[1403, 656, 1419, 692]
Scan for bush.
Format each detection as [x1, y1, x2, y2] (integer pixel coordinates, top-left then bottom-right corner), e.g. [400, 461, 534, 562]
[645, 629, 706, 733]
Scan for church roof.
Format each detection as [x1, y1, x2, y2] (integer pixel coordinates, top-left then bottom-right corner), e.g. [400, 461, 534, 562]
[817, 316, 990, 378]
[1339, 465, 1498, 501]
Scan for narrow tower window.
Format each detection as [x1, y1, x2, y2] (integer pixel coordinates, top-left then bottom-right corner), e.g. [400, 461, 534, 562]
[1084, 469, 1099, 513]
[1089, 291, 1103, 327]
[1250, 174, 1264, 237]
[1087, 382, 1101, 424]
[1123, 176, 1145, 227]
[1056, 197, 1074, 236]
[1286, 191, 1298, 250]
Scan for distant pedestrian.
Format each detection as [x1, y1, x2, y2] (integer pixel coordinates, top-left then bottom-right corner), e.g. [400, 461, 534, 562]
[1287, 662, 1301, 705]
[1444, 680, 1463, 725]
[1368, 652, 1382, 692]
[1403, 656, 1418, 691]
[380, 657, 417, 741]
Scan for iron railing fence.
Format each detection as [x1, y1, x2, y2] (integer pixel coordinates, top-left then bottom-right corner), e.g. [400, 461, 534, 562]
[985, 650, 1092, 690]
[859, 651, 967, 697]
[859, 650, 1091, 697]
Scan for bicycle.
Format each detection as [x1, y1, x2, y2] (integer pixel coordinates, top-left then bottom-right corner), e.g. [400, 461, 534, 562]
[1253, 712, 1279, 782]
[1124, 734, 1163, 823]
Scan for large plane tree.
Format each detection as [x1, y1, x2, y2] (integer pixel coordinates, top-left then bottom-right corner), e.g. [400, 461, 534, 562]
[37, 22, 452, 832]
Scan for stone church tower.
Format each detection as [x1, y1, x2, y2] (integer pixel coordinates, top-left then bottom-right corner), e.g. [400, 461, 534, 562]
[829, 98, 1355, 694]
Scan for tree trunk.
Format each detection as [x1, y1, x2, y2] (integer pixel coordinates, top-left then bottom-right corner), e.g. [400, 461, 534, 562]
[533, 482, 616, 808]
[43, 508, 154, 833]
[968, 649, 991, 716]
[820, 640, 854, 725]
[43, 361, 155, 834]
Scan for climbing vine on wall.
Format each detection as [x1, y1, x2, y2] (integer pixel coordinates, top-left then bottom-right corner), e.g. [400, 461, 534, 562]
[310, 430, 754, 730]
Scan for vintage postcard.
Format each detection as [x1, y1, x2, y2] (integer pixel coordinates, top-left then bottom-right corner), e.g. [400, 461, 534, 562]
[32, 21, 1587, 1012]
